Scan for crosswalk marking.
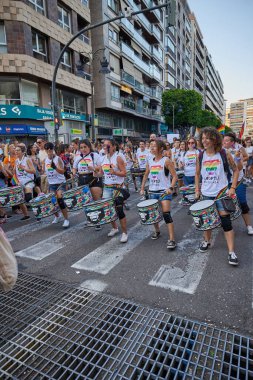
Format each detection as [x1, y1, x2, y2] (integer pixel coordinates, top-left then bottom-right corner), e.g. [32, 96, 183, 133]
[149, 227, 219, 294]
[79, 279, 107, 292]
[15, 220, 89, 260]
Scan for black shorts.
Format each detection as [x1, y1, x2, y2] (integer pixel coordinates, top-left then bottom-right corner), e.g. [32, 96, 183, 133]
[89, 177, 103, 189]
[78, 175, 103, 189]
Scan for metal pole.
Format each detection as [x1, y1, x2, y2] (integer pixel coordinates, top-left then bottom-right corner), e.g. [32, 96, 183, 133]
[90, 80, 95, 142]
[172, 104, 175, 133]
[51, 3, 169, 142]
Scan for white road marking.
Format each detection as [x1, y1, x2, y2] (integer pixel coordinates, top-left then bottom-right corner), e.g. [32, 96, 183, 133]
[149, 227, 219, 294]
[79, 279, 107, 292]
[71, 204, 182, 274]
[15, 220, 88, 260]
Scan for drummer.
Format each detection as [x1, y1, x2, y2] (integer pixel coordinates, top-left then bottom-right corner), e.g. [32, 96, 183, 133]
[140, 140, 178, 249]
[134, 140, 150, 192]
[178, 137, 199, 186]
[15, 145, 36, 221]
[98, 139, 128, 243]
[72, 139, 103, 230]
[44, 142, 70, 228]
[195, 127, 239, 265]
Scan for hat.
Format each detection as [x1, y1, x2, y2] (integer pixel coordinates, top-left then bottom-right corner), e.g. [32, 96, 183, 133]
[0, 148, 3, 155]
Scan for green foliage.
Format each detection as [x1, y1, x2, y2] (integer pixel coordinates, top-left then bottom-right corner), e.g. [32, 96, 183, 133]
[162, 89, 203, 129]
[198, 109, 221, 128]
[225, 125, 233, 133]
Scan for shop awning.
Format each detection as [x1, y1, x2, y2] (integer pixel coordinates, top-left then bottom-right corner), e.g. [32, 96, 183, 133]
[0, 125, 48, 135]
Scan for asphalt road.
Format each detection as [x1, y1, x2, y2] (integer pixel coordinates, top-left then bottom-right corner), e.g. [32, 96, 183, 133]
[3, 184, 253, 338]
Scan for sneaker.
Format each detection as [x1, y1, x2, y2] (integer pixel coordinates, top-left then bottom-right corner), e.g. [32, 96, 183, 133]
[247, 225, 253, 235]
[228, 252, 239, 266]
[20, 215, 30, 221]
[199, 241, 211, 252]
[95, 224, 101, 231]
[120, 233, 128, 243]
[140, 196, 146, 201]
[107, 228, 119, 237]
[62, 219, 70, 228]
[151, 231, 160, 240]
[167, 240, 177, 249]
[52, 216, 60, 224]
[124, 202, 130, 210]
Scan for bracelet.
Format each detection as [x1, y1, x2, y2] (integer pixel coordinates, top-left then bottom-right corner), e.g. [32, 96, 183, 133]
[231, 186, 236, 190]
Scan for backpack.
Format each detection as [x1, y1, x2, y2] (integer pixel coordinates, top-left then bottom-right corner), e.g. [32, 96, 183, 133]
[198, 148, 232, 183]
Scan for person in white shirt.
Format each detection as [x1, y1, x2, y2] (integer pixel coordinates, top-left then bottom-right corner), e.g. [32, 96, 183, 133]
[245, 139, 253, 181]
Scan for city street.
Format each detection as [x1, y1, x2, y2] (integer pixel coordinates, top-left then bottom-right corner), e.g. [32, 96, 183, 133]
[3, 184, 253, 338]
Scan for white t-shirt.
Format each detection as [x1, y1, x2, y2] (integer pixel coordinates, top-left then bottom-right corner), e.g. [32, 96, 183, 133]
[246, 146, 253, 157]
[201, 151, 228, 197]
[101, 152, 125, 185]
[136, 149, 149, 169]
[180, 150, 199, 177]
[15, 156, 34, 185]
[45, 156, 65, 185]
[73, 152, 101, 174]
[148, 156, 171, 191]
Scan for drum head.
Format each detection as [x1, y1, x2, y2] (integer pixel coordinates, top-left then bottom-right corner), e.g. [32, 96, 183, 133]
[137, 199, 158, 208]
[190, 200, 214, 212]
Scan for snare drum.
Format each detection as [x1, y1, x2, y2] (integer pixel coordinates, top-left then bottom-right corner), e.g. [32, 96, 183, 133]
[217, 195, 241, 221]
[29, 193, 59, 219]
[179, 185, 196, 205]
[136, 199, 162, 225]
[0, 186, 24, 207]
[63, 185, 91, 212]
[84, 198, 118, 226]
[189, 200, 221, 231]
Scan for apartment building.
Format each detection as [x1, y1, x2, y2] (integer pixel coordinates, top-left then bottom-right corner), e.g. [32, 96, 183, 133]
[90, 0, 165, 140]
[0, 0, 91, 143]
[229, 98, 253, 137]
[164, 1, 224, 123]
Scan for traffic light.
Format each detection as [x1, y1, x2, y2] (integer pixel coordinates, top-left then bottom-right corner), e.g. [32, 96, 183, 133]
[54, 116, 60, 130]
[167, 0, 176, 28]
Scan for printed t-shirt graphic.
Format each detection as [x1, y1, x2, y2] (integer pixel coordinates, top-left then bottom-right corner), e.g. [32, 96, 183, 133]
[150, 165, 163, 188]
[78, 157, 93, 173]
[202, 159, 220, 184]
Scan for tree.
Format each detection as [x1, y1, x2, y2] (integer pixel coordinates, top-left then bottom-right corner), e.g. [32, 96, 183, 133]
[162, 89, 203, 138]
[198, 109, 221, 129]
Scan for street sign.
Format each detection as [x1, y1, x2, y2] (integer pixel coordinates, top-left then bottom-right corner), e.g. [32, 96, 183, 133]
[113, 129, 128, 136]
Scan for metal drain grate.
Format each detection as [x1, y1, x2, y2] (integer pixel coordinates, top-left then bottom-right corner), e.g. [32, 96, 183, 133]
[0, 273, 252, 380]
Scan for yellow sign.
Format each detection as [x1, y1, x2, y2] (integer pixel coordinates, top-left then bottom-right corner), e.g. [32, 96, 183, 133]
[71, 129, 82, 135]
[121, 85, 132, 94]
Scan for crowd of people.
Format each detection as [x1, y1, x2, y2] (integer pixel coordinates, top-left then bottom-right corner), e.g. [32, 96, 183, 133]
[0, 127, 253, 265]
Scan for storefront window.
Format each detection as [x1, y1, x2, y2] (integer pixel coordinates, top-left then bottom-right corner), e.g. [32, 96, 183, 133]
[0, 77, 20, 105]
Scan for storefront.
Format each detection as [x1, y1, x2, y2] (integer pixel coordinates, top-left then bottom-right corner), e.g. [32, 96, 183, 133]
[0, 124, 48, 143]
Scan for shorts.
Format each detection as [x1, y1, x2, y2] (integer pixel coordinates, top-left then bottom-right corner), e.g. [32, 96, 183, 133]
[149, 191, 172, 201]
[247, 157, 253, 166]
[20, 180, 35, 190]
[0, 178, 6, 188]
[234, 182, 247, 205]
[49, 183, 66, 192]
[183, 176, 195, 186]
[201, 195, 226, 212]
[89, 177, 103, 189]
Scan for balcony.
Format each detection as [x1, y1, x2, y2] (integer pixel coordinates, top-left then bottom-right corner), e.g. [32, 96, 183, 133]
[151, 65, 161, 81]
[133, 30, 151, 54]
[151, 87, 162, 100]
[134, 55, 151, 75]
[121, 70, 135, 86]
[78, 33, 90, 45]
[152, 46, 163, 62]
[151, 24, 160, 41]
[120, 17, 134, 35]
[121, 97, 161, 119]
[121, 42, 134, 60]
[131, 2, 152, 33]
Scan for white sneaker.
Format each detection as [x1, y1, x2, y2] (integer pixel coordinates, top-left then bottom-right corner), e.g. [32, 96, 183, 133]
[247, 225, 253, 235]
[62, 219, 70, 228]
[120, 233, 128, 243]
[107, 228, 119, 237]
[52, 216, 60, 224]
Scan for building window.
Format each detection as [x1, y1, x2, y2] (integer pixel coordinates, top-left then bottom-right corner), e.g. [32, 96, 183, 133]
[0, 78, 20, 105]
[20, 80, 39, 106]
[166, 37, 175, 53]
[0, 22, 7, 53]
[32, 30, 48, 62]
[109, 28, 118, 44]
[81, 0, 89, 7]
[168, 74, 176, 86]
[28, 0, 45, 15]
[58, 5, 71, 33]
[111, 84, 120, 101]
[108, 0, 119, 13]
[168, 58, 175, 70]
[60, 47, 72, 73]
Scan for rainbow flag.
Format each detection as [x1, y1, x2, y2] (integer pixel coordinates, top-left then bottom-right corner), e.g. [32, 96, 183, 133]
[217, 125, 225, 135]
[11, 173, 19, 186]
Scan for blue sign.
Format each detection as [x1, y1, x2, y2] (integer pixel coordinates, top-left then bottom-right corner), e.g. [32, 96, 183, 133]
[0, 125, 48, 135]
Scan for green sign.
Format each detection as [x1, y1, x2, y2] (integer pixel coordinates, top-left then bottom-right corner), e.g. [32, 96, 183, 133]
[113, 129, 128, 136]
[71, 129, 83, 135]
[0, 105, 87, 122]
[160, 124, 168, 134]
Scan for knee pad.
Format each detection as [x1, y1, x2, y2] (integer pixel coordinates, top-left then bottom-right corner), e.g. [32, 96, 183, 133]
[240, 202, 250, 214]
[25, 193, 32, 203]
[220, 215, 232, 232]
[57, 197, 67, 210]
[163, 211, 173, 224]
[114, 197, 125, 220]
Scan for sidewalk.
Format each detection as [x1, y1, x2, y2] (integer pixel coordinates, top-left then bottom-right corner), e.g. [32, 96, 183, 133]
[0, 273, 252, 379]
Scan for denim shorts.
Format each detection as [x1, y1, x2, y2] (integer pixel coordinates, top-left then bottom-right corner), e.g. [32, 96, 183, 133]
[201, 195, 225, 212]
[149, 191, 172, 201]
[49, 183, 66, 192]
[183, 176, 195, 186]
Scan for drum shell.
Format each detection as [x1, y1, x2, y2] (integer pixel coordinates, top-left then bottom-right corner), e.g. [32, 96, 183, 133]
[0, 186, 24, 207]
[63, 185, 91, 212]
[189, 200, 221, 231]
[84, 198, 118, 225]
[137, 199, 162, 225]
[217, 195, 241, 221]
[29, 193, 59, 218]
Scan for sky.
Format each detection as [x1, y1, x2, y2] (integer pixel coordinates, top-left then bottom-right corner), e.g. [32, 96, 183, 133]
[187, 0, 253, 107]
